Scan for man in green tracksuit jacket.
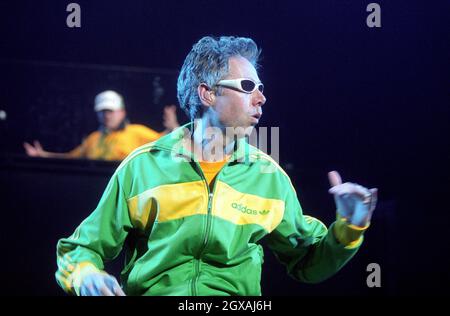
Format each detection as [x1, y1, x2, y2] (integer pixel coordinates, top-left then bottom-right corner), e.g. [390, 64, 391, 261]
[56, 36, 378, 296]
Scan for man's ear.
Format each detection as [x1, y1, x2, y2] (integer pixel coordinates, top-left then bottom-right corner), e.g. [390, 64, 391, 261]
[198, 83, 215, 107]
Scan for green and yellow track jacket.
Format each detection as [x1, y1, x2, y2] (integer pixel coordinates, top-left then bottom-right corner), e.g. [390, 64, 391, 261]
[56, 123, 362, 296]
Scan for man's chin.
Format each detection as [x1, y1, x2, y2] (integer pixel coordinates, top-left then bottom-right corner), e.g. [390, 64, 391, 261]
[223, 124, 255, 139]
[250, 117, 260, 125]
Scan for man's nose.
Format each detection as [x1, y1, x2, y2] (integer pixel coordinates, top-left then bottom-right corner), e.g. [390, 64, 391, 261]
[252, 89, 266, 107]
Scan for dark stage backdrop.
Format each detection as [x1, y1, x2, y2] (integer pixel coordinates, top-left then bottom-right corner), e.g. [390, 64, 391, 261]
[0, 0, 449, 295]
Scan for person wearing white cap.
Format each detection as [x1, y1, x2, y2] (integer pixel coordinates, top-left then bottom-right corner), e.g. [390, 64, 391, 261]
[23, 90, 179, 161]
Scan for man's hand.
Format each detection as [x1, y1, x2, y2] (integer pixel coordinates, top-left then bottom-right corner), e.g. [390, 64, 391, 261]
[162, 105, 179, 131]
[23, 140, 47, 157]
[79, 272, 126, 296]
[328, 171, 378, 227]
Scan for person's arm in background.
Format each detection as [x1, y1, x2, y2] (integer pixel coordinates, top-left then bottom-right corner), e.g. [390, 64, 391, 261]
[23, 135, 91, 159]
[159, 105, 179, 136]
[23, 140, 76, 159]
[56, 168, 132, 296]
[265, 170, 378, 283]
[133, 105, 180, 143]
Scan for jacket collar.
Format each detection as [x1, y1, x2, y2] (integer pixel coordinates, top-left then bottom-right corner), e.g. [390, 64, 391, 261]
[152, 122, 257, 164]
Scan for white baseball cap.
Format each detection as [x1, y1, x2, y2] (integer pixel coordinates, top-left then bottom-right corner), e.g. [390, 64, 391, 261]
[94, 90, 125, 112]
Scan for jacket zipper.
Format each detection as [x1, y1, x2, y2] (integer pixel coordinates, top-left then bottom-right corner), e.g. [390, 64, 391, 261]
[191, 161, 227, 296]
[154, 144, 234, 296]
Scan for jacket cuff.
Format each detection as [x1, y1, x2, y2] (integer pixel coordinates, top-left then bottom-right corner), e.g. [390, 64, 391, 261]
[69, 262, 103, 296]
[333, 214, 369, 249]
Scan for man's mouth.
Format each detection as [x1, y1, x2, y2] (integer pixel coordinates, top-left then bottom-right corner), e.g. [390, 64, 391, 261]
[251, 113, 261, 120]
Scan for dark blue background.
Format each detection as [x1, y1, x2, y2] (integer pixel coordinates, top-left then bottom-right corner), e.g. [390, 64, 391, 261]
[0, 0, 449, 295]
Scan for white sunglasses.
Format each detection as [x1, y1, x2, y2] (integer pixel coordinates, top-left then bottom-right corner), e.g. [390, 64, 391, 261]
[215, 78, 264, 94]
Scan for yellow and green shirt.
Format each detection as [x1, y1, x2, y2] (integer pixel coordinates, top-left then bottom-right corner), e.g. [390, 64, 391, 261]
[67, 124, 161, 161]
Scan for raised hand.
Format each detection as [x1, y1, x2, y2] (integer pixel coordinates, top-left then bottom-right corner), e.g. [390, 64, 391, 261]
[23, 140, 46, 157]
[328, 171, 378, 227]
[162, 105, 179, 131]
